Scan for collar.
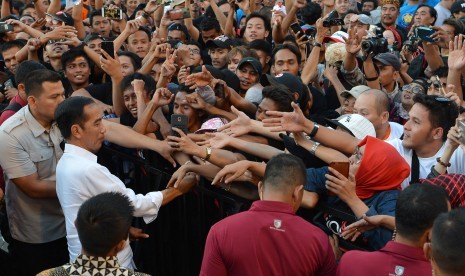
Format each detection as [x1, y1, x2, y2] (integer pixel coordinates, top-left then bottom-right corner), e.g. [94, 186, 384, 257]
[249, 200, 295, 215]
[381, 241, 429, 262]
[64, 143, 98, 163]
[73, 254, 120, 269]
[25, 106, 52, 138]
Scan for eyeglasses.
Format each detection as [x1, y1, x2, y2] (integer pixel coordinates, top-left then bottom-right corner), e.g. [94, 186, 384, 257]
[189, 48, 200, 55]
[353, 146, 363, 164]
[402, 84, 423, 94]
[47, 39, 66, 44]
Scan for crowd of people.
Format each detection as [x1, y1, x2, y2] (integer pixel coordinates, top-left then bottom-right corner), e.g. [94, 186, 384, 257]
[0, 0, 465, 274]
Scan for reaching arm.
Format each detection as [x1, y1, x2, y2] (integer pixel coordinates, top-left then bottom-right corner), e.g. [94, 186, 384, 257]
[1, 0, 11, 18]
[11, 174, 56, 198]
[72, 1, 86, 40]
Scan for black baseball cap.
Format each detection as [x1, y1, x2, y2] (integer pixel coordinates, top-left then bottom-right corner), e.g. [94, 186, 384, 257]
[237, 57, 262, 77]
[451, 1, 465, 14]
[373, 53, 401, 71]
[265, 73, 304, 98]
[168, 23, 190, 39]
[206, 35, 234, 49]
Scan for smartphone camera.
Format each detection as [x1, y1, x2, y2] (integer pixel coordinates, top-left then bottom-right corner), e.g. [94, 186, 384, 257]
[0, 22, 14, 33]
[323, 11, 344, 27]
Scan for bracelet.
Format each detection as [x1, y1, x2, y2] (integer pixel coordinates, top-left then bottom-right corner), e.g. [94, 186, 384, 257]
[364, 75, 379, 82]
[224, 183, 231, 192]
[142, 10, 151, 19]
[436, 157, 451, 167]
[184, 160, 191, 166]
[202, 147, 212, 162]
[308, 123, 319, 138]
[312, 42, 322, 48]
[309, 142, 320, 155]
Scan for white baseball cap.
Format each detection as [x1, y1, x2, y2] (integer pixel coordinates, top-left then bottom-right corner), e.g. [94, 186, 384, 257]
[326, 114, 376, 140]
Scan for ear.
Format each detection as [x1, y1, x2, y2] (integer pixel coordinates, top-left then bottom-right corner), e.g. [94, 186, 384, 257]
[293, 92, 299, 101]
[381, 110, 389, 123]
[17, 83, 25, 92]
[264, 30, 270, 38]
[265, 56, 271, 64]
[115, 239, 126, 253]
[27, 95, 36, 107]
[258, 181, 263, 199]
[423, 242, 432, 260]
[71, 124, 82, 139]
[431, 127, 444, 141]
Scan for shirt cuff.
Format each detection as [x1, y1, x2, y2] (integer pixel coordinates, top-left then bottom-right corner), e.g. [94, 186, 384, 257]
[142, 191, 163, 224]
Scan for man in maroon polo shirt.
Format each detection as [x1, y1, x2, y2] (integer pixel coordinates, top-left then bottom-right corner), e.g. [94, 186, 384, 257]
[337, 184, 450, 276]
[200, 154, 337, 276]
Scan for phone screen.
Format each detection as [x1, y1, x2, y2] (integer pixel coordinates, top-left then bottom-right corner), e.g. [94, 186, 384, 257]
[171, 114, 188, 137]
[101, 41, 115, 59]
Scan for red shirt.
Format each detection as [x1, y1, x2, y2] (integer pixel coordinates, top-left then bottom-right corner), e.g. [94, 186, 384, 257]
[337, 241, 432, 276]
[200, 200, 337, 276]
[0, 93, 27, 125]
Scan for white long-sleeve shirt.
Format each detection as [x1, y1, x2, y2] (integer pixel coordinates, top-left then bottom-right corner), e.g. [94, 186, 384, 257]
[56, 143, 163, 268]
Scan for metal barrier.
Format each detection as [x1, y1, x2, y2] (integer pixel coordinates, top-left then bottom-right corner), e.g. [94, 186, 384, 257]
[99, 146, 253, 276]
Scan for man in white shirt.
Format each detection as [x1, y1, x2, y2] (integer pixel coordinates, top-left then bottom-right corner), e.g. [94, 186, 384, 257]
[435, 0, 454, 26]
[262, 94, 462, 189]
[54, 96, 196, 268]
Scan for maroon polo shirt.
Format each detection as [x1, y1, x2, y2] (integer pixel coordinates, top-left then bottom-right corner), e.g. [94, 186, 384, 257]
[200, 200, 337, 276]
[337, 241, 432, 276]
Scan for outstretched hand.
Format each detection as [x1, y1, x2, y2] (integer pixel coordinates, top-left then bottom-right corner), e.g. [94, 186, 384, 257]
[262, 102, 310, 133]
[211, 160, 254, 185]
[218, 106, 252, 137]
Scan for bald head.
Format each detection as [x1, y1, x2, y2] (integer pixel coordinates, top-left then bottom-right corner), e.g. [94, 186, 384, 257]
[358, 89, 390, 115]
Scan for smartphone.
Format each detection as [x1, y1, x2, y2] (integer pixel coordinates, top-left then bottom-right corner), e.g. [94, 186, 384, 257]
[102, 8, 123, 20]
[169, 8, 191, 20]
[171, 114, 188, 137]
[458, 121, 465, 145]
[0, 22, 14, 33]
[329, 161, 349, 178]
[290, 22, 308, 42]
[434, 75, 446, 95]
[101, 41, 115, 59]
[417, 26, 435, 43]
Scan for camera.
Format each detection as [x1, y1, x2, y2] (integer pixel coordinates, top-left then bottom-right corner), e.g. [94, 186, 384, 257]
[404, 34, 419, 52]
[361, 27, 388, 56]
[323, 10, 344, 28]
[0, 22, 14, 33]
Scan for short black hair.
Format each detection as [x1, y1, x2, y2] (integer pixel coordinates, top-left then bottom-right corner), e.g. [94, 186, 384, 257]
[76, 192, 134, 257]
[15, 61, 46, 85]
[415, 4, 438, 25]
[55, 96, 96, 139]
[271, 43, 302, 66]
[361, 0, 378, 9]
[413, 93, 459, 141]
[245, 12, 272, 33]
[117, 51, 142, 71]
[200, 17, 221, 33]
[20, 3, 35, 15]
[431, 207, 465, 274]
[120, 73, 156, 95]
[24, 69, 62, 97]
[432, 66, 448, 78]
[299, 2, 322, 25]
[262, 85, 294, 112]
[90, 9, 104, 25]
[248, 39, 272, 56]
[443, 18, 465, 36]
[128, 26, 152, 42]
[263, 154, 306, 192]
[0, 40, 26, 55]
[61, 49, 91, 70]
[395, 183, 449, 241]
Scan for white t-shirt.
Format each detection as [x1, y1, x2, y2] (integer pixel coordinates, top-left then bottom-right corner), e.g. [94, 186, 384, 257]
[434, 3, 451, 27]
[388, 139, 465, 189]
[387, 122, 404, 141]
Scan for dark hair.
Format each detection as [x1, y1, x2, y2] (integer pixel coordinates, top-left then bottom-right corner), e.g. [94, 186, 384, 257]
[117, 51, 142, 70]
[20, 3, 35, 15]
[245, 12, 272, 33]
[128, 26, 152, 42]
[415, 4, 438, 25]
[431, 207, 465, 274]
[432, 66, 448, 78]
[120, 73, 156, 95]
[184, 39, 202, 49]
[299, 2, 323, 25]
[90, 9, 104, 25]
[443, 18, 465, 36]
[413, 93, 458, 141]
[361, 0, 378, 9]
[76, 192, 134, 257]
[0, 40, 26, 55]
[54, 96, 96, 139]
[396, 183, 449, 241]
[248, 39, 272, 56]
[271, 43, 302, 66]
[24, 69, 62, 97]
[262, 85, 294, 112]
[61, 49, 90, 70]
[15, 61, 46, 85]
[200, 17, 221, 32]
[263, 154, 306, 192]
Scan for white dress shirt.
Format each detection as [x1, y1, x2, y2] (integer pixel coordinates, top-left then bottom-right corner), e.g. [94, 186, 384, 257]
[56, 143, 164, 268]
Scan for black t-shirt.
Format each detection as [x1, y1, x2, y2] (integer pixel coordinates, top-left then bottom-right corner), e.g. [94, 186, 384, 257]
[86, 82, 113, 105]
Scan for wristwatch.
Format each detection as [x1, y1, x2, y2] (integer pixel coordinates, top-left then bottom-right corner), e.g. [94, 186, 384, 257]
[202, 147, 212, 162]
[308, 123, 320, 138]
[312, 42, 322, 48]
[141, 10, 151, 19]
[309, 142, 320, 155]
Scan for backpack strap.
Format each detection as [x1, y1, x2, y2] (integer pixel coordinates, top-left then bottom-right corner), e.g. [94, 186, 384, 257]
[1, 102, 22, 114]
[410, 150, 420, 184]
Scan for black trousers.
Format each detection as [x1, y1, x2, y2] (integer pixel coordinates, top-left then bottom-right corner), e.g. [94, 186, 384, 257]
[8, 236, 69, 276]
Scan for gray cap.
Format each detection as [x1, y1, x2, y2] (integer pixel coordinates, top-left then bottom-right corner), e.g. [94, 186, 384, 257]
[340, 85, 371, 99]
[373, 53, 401, 71]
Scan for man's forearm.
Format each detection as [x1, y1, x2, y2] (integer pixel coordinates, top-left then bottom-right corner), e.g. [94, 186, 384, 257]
[229, 137, 283, 160]
[343, 52, 357, 72]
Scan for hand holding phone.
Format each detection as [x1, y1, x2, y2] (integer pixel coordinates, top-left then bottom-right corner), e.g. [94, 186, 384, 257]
[101, 41, 115, 59]
[290, 22, 308, 42]
[329, 162, 350, 178]
[171, 114, 188, 137]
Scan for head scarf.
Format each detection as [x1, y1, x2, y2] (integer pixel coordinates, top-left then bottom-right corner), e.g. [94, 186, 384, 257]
[355, 136, 410, 199]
